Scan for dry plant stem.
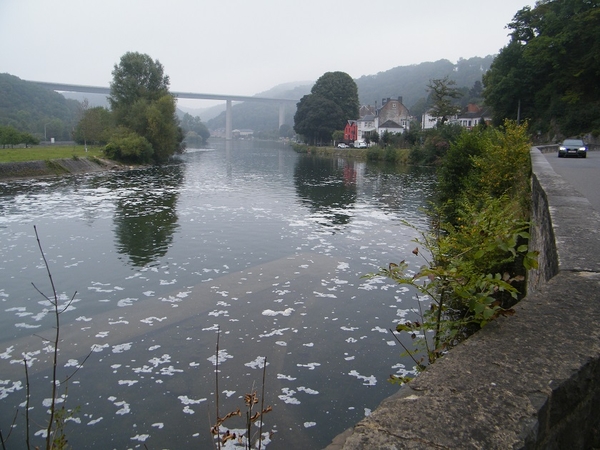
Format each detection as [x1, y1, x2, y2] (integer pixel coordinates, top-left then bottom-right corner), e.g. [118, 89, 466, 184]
[0, 409, 19, 450]
[415, 294, 433, 360]
[32, 225, 77, 450]
[215, 327, 221, 450]
[25, 357, 31, 450]
[258, 357, 267, 450]
[388, 329, 422, 369]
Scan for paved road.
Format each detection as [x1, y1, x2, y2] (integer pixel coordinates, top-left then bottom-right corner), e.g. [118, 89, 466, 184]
[543, 149, 600, 213]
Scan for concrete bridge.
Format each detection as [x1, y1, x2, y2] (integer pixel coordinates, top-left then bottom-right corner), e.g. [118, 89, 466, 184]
[31, 81, 299, 140]
[326, 146, 600, 449]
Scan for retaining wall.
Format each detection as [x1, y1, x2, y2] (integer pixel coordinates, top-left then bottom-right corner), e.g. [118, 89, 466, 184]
[326, 147, 600, 449]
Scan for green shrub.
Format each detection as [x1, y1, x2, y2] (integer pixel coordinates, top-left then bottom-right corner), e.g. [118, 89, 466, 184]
[104, 127, 153, 163]
[370, 121, 536, 379]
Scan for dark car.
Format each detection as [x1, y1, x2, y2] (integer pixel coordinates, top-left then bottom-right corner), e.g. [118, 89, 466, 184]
[558, 139, 587, 158]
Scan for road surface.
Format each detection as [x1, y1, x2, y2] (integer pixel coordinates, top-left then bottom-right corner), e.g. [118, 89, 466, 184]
[543, 149, 600, 213]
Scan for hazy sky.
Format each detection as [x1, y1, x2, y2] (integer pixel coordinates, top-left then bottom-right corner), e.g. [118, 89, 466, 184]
[0, 0, 534, 104]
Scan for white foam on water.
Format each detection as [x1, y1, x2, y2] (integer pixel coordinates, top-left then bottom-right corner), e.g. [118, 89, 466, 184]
[117, 298, 138, 307]
[0, 346, 14, 359]
[118, 380, 138, 387]
[348, 370, 377, 386]
[313, 292, 337, 298]
[178, 395, 207, 405]
[244, 356, 268, 369]
[208, 349, 233, 366]
[297, 386, 319, 395]
[261, 308, 294, 316]
[297, 362, 320, 370]
[140, 316, 167, 325]
[131, 434, 150, 441]
[278, 387, 300, 405]
[303, 422, 316, 428]
[277, 374, 296, 381]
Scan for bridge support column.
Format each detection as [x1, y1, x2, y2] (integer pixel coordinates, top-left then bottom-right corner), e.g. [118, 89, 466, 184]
[225, 99, 232, 140]
[278, 103, 285, 130]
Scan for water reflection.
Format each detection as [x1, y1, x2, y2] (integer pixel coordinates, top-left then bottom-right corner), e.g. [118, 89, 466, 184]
[112, 165, 183, 267]
[294, 155, 358, 226]
[0, 142, 438, 449]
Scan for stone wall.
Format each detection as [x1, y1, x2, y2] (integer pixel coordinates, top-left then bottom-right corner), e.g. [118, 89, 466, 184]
[326, 147, 600, 449]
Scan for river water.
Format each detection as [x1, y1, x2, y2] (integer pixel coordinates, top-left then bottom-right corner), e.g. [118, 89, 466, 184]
[0, 140, 436, 449]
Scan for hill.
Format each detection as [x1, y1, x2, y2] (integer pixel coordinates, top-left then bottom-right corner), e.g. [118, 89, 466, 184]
[207, 56, 494, 132]
[0, 73, 81, 141]
[1, 56, 495, 137]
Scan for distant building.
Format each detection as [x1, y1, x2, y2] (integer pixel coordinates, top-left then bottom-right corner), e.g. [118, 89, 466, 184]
[377, 97, 411, 131]
[233, 129, 254, 139]
[344, 120, 358, 142]
[357, 114, 377, 141]
[456, 104, 492, 129]
[422, 103, 491, 130]
[356, 97, 412, 140]
[378, 120, 405, 136]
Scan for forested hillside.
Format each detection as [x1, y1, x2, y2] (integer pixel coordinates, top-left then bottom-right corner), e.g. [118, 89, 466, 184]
[356, 56, 494, 108]
[207, 56, 494, 133]
[0, 73, 81, 141]
[1, 56, 494, 139]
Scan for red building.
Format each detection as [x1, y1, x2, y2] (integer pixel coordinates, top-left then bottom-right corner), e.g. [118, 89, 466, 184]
[343, 120, 358, 142]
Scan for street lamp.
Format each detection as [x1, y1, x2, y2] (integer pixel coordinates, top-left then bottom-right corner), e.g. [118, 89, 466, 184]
[44, 122, 51, 142]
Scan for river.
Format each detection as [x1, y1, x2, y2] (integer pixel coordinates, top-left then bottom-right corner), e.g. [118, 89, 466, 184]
[0, 140, 436, 449]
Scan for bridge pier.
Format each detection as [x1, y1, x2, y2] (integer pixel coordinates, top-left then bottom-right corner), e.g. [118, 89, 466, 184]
[278, 103, 285, 130]
[225, 99, 232, 140]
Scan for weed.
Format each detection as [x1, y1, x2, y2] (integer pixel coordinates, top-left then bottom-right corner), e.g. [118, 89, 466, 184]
[0, 227, 93, 450]
[211, 328, 274, 449]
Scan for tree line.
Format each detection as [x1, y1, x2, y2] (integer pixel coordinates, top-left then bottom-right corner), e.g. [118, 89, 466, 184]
[0, 55, 210, 164]
[483, 0, 600, 138]
[76, 52, 209, 164]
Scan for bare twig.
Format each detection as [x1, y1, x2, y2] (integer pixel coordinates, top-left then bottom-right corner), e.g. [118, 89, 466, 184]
[388, 329, 422, 369]
[215, 327, 221, 450]
[24, 357, 31, 450]
[258, 356, 267, 450]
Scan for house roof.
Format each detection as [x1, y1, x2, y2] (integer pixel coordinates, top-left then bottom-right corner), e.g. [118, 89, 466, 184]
[379, 120, 403, 129]
[457, 109, 492, 119]
[359, 115, 376, 121]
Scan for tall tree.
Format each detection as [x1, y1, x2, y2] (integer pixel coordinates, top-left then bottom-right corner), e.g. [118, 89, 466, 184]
[109, 52, 170, 124]
[294, 72, 358, 145]
[294, 94, 344, 144]
[483, 0, 600, 136]
[310, 71, 359, 121]
[74, 106, 112, 146]
[427, 76, 463, 125]
[108, 52, 182, 163]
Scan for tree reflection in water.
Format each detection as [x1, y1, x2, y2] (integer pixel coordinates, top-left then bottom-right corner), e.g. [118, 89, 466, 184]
[113, 165, 183, 267]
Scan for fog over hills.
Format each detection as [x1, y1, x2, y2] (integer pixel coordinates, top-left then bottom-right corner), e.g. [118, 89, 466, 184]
[2, 55, 495, 135]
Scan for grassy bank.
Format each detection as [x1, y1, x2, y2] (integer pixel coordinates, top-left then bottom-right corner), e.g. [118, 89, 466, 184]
[291, 143, 410, 163]
[0, 145, 104, 163]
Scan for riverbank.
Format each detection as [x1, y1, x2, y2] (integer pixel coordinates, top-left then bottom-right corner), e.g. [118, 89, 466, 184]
[291, 143, 411, 163]
[325, 147, 600, 449]
[0, 157, 126, 181]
